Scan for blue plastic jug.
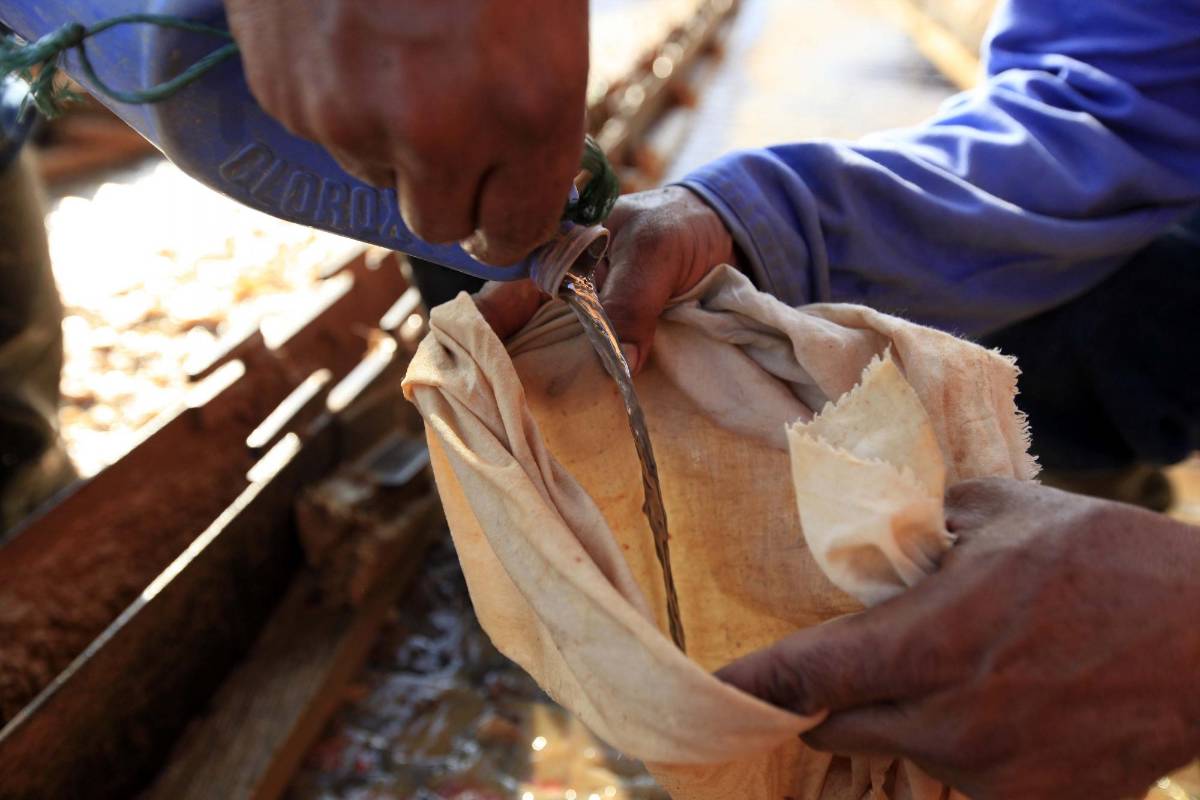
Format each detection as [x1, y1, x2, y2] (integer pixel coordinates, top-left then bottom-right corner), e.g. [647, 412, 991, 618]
[0, 0, 609, 290]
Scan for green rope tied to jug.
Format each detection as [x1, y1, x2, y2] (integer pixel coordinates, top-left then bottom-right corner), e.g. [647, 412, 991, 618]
[0, 14, 618, 225]
[0, 14, 237, 117]
[568, 136, 619, 227]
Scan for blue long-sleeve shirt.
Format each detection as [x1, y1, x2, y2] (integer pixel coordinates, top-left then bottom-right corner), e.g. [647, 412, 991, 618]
[679, 0, 1200, 336]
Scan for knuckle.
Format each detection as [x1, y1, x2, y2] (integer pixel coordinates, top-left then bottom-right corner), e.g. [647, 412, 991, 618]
[776, 629, 876, 715]
[614, 218, 677, 271]
[386, 107, 472, 174]
[761, 645, 823, 714]
[598, 291, 655, 340]
[944, 477, 1029, 532]
[474, 280, 543, 337]
[945, 477, 999, 507]
[602, 196, 636, 231]
[401, 203, 448, 242]
[411, 217, 471, 244]
[254, 87, 309, 140]
[497, 77, 579, 137]
[241, 64, 275, 107]
[800, 724, 837, 752]
[469, 237, 530, 268]
[428, 225, 476, 245]
[437, 224, 478, 244]
[397, 186, 477, 244]
[892, 619, 972, 688]
[481, 211, 558, 256]
[627, 216, 671, 250]
[315, 115, 373, 155]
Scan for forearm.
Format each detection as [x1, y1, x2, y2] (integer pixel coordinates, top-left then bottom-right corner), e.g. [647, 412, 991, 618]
[681, 0, 1200, 336]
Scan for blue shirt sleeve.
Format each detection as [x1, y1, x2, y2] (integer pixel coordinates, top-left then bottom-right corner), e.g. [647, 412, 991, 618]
[678, 0, 1200, 336]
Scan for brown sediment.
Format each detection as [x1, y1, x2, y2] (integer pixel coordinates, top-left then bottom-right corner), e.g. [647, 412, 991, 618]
[0, 364, 295, 724]
[0, 254, 408, 725]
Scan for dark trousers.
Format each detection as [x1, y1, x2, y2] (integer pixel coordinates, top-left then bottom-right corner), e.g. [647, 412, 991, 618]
[981, 209, 1200, 473]
[0, 153, 74, 532]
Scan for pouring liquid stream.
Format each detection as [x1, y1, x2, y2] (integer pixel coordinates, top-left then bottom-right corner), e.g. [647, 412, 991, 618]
[559, 268, 686, 652]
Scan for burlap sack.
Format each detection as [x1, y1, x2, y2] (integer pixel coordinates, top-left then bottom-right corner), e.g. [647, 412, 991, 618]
[402, 266, 1035, 799]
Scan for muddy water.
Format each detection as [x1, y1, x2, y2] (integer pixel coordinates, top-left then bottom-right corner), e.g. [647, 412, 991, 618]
[288, 540, 667, 800]
[558, 269, 685, 652]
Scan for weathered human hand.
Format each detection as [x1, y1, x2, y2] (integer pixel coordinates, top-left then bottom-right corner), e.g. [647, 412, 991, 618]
[475, 185, 736, 372]
[226, 0, 588, 265]
[718, 478, 1200, 800]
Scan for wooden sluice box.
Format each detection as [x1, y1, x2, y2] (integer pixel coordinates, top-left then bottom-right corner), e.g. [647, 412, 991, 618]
[0, 252, 443, 800]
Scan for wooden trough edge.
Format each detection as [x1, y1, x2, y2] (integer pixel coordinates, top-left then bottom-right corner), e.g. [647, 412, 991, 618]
[143, 497, 443, 800]
[0, 255, 427, 800]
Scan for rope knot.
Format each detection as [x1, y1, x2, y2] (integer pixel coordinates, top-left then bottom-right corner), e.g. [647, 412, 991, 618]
[54, 22, 89, 51]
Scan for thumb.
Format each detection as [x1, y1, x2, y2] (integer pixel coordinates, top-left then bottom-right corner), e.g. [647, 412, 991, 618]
[716, 598, 943, 716]
[597, 234, 676, 375]
[473, 279, 546, 340]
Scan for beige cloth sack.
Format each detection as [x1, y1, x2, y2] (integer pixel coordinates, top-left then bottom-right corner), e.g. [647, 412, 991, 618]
[402, 266, 1036, 799]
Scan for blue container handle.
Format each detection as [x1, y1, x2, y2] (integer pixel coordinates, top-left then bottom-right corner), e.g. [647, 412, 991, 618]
[0, 0, 615, 284]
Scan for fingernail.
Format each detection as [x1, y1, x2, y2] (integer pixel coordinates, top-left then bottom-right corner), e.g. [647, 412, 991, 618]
[462, 232, 485, 258]
[398, 198, 419, 235]
[620, 343, 639, 372]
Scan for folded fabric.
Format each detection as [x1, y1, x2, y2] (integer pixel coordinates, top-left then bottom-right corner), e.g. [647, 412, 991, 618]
[402, 266, 1035, 799]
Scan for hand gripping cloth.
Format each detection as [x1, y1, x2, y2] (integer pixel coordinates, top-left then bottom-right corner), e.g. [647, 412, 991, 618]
[402, 266, 1036, 799]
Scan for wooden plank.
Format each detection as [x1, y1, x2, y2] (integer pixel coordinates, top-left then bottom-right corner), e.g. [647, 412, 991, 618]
[296, 435, 434, 607]
[144, 499, 442, 800]
[0, 270, 419, 800]
[0, 426, 333, 800]
[882, 0, 984, 90]
[0, 260, 409, 728]
[0, 350, 421, 799]
[0, 360, 287, 728]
